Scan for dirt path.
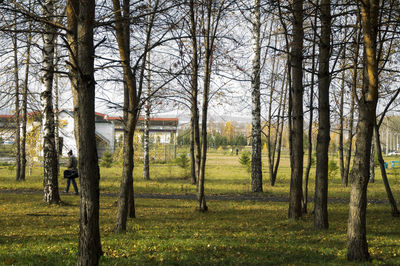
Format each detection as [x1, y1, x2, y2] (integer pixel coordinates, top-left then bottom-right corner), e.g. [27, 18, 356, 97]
[0, 189, 389, 205]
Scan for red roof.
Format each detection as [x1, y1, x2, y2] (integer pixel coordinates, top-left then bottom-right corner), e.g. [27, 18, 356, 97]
[94, 112, 105, 118]
[138, 117, 178, 122]
[0, 114, 13, 118]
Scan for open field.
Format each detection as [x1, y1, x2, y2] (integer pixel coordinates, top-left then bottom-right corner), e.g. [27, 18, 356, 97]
[1, 149, 400, 264]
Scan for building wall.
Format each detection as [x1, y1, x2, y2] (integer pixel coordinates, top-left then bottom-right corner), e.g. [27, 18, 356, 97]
[95, 122, 115, 151]
[58, 111, 78, 156]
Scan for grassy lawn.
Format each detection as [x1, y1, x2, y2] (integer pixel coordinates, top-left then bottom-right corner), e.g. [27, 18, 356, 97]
[1, 149, 400, 200]
[0, 149, 400, 264]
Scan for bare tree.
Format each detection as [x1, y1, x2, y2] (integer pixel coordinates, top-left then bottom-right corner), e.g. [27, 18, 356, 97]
[250, 0, 262, 192]
[288, 0, 304, 220]
[113, 0, 159, 233]
[13, 4, 21, 182]
[347, 0, 379, 261]
[314, 0, 331, 230]
[189, 0, 200, 185]
[66, 0, 103, 263]
[41, 0, 60, 204]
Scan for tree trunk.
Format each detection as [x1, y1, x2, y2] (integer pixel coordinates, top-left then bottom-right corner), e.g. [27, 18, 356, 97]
[303, 2, 318, 212]
[288, 0, 304, 220]
[268, 68, 287, 187]
[347, 0, 378, 261]
[115, 113, 136, 233]
[374, 124, 399, 217]
[42, 0, 60, 204]
[338, 16, 347, 186]
[19, 11, 32, 182]
[143, 105, 150, 180]
[66, 0, 80, 151]
[343, 21, 361, 187]
[190, 119, 196, 184]
[189, 0, 200, 185]
[143, 40, 151, 181]
[73, 0, 103, 264]
[113, 0, 158, 231]
[369, 136, 375, 183]
[13, 6, 21, 182]
[271, 81, 287, 186]
[197, 0, 214, 212]
[113, 0, 137, 232]
[314, 0, 330, 230]
[251, 0, 262, 192]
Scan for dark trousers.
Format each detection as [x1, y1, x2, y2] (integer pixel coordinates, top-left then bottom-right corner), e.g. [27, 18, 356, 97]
[66, 178, 78, 194]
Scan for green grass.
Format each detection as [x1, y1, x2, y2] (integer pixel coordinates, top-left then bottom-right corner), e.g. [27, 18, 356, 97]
[1, 149, 400, 264]
[2, 150, 400, 201]
[0, 194, 399, 265]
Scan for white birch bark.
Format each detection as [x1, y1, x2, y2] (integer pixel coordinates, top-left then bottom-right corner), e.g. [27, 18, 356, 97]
[41, 0, 60, 204]
[250, 0, 262, 192]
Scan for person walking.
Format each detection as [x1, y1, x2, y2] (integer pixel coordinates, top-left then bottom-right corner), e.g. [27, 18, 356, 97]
[64, 150, 79, 195]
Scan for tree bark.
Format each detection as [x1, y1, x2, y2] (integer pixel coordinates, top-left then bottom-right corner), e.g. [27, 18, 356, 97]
[66, 0, 80, 151]
[288, 0, 304, 220]
[197, 0, 214, 212]
[113, 0, 137, 233]
[189, 0, 200, 185]
[143, 26, 151, 181]
[250, 0, 263, 192]
[13, 5, 21, 182]
[343, 16, 361, 187]
[374, 123, 399, 216]
[113, 0, 158, 231]
[314, 0, 330, 230]
[303, 2, 318, 212]
[19, 5, 32, 182]
[268, 69, 287, 187]
[369, 135, 375, 183]
[74, 0, 103, 264]
[347, 0, 378, 261]
[42, 0, 60, 204]
[338, 14, 347, 186]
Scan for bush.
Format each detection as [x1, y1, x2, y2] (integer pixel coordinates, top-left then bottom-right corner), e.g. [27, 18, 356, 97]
[328, 160, 339, 179]
[239, 151, 251, 173]
[176, 153, 189, 179]
[100, 151, 113, 168]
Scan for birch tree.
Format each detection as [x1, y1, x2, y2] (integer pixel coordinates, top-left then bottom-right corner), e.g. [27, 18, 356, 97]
[250, 0, 262, 192]
[41, 0, 60, 204]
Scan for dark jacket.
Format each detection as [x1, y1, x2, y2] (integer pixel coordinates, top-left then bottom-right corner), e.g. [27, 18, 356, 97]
[67, 155, 77, 170]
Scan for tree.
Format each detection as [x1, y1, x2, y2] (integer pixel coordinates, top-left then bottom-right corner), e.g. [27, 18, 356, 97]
[42, 0, 60, 204]
[347, 0, 379, 261]
[314, 0, 331, 230]
[19, 1, 33, 182]
[250, 0, 262, 192]
[113, 0, 159, 232]
[197, 0, 231, 211]
[302, 0, 318, 213]
[288, 0, 304, 220]
[143, 1, 153, 181]
[12, 4, 21, 182]
[189, 0, 201, 185]
[66, 0, 103, 263]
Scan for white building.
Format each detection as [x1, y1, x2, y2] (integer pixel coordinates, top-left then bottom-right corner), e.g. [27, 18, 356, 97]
[0, 110, 178, 158]
[58, 110, 115, 157]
